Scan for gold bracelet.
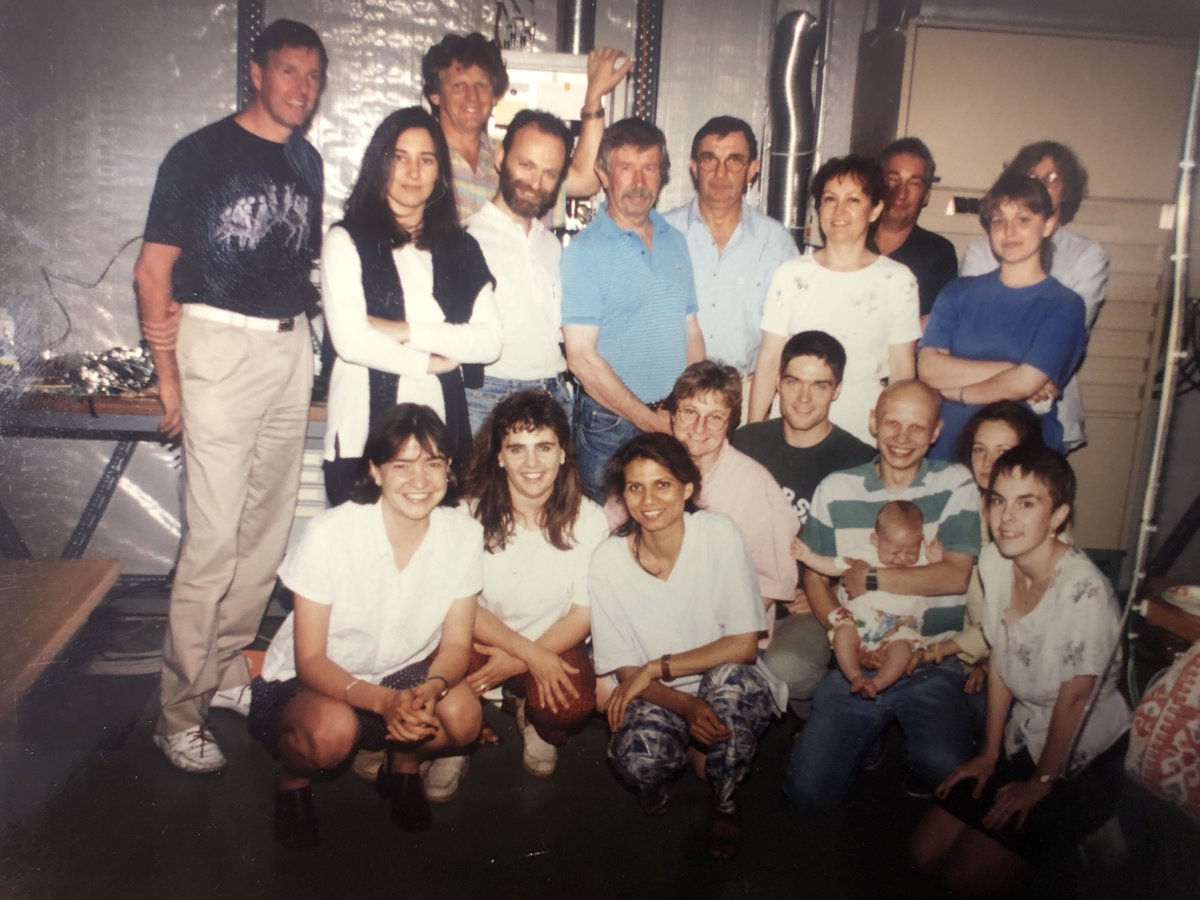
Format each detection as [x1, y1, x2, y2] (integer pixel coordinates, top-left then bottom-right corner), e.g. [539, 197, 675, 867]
[425, 674, 451, 701]
[580, 106, 605, 120]
[343, 678, 360, 699]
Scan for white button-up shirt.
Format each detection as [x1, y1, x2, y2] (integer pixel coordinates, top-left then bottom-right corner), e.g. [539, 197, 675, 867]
[466, 201, 566, 381]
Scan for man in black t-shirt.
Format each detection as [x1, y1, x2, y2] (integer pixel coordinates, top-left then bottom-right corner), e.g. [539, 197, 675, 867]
[868, 137, 958, 327]
[134, 20, 327, 775]
[733, 331, 874, 716]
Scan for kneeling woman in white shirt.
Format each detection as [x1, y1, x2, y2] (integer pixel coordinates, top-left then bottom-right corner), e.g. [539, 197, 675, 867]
[249, 404, 482, 847]
[421, 390, 609, 798]
[908, 444, 1129, 893]
[590, 433, 786, 860]
[322, 106, 501, 503]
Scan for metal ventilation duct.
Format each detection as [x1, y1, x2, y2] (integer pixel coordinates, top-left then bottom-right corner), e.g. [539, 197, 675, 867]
[766, 10, 823, 247]
[558, 0, 597, 54]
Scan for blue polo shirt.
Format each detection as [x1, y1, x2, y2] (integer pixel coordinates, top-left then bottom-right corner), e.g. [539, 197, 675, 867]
[663, 198, 798, 373]
[561, 205, 698, 403]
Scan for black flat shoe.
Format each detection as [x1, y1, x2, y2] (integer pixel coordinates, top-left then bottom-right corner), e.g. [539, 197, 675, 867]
[274, 786, 319, 849]
[389, 772, 432, 832]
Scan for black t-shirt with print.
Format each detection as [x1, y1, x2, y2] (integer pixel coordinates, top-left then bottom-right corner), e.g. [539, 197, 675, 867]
[732, 419, 876, 525]
[143, 116, 323, 318]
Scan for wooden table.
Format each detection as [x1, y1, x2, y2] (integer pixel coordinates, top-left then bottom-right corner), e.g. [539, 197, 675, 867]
[0, 558, 119, 720]
[0, 390, 326, 560]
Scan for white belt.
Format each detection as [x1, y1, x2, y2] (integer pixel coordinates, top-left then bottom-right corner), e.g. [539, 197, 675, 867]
[183, 303, 297, 333]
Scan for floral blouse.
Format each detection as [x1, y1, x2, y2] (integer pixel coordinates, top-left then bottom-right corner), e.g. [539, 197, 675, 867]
[979, 543, 1130, 774]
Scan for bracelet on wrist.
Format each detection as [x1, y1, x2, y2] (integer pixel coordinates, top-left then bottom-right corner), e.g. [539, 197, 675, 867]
[659, 653, 673, 681]
[580, 106, 605, 121]
[425, 674, 451, 701]
[343, 678, 361, 699]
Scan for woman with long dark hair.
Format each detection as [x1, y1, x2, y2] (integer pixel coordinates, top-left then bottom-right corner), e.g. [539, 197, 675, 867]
[249, 404, 482, 847]
[590, 432, 785, 859]
[322, 106, 501, 503]
[420, 390, 609, 800]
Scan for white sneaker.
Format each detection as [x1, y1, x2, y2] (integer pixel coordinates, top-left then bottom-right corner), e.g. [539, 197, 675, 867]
[210, 683, 252, 717]
[517, 700, 557, 777]
[423, 755, 468, 802]
[154, 726, 227, 773]
[351, 749, 385, 783]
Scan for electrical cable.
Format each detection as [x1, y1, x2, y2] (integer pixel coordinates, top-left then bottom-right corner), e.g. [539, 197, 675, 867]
[26, 235, 144, 353]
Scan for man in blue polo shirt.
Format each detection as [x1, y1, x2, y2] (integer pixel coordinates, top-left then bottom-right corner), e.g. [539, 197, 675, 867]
[561, 117, 704, 501]
[663, 116, 797, 387]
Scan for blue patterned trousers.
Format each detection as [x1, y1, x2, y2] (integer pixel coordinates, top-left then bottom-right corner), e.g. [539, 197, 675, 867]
[607, 663, 774, 814]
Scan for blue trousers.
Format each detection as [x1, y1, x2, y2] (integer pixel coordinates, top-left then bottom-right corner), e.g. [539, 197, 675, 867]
[783, 657, 976, 811]
[466, 374, 571, 436]
[608, 663, 775, 815]
[572, 390, 640, 503]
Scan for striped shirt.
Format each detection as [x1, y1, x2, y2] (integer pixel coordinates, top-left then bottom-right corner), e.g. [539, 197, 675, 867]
[803, 458, 981, 636]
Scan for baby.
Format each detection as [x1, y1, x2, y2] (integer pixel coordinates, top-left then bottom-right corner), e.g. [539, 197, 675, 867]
[792, 500, 942, 698]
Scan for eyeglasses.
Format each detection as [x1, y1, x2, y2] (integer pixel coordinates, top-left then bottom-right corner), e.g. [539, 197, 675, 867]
[696, 153, 748, 175]
[1028, 170, 1061, 187]
[675, 406, 730, 432]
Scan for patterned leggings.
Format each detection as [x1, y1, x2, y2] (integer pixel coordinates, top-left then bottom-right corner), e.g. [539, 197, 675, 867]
[607, 662, 774, 814]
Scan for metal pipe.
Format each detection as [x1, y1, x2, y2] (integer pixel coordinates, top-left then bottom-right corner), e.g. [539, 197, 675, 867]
[766, 10, 824, 247]
[557, 0, 596, 54]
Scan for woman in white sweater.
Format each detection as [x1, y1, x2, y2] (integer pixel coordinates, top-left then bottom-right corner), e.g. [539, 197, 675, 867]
[322, 106, 501, 504]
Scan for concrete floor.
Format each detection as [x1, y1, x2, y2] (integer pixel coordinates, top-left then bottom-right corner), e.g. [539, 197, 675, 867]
[0, 588, 1195, 900]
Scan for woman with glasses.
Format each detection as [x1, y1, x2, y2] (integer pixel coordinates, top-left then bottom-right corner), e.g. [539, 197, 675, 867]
[748, 156, 920, 443]
[321, 106, 502, 504]
[959, 141, 1108, 453]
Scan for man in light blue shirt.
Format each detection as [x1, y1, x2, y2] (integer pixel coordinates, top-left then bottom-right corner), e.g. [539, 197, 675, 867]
[562, 118, 704, 501]
[663, 117, 797, 377]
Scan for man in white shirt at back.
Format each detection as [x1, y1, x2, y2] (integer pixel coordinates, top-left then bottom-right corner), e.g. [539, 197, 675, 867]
[465, 110, 574, 432]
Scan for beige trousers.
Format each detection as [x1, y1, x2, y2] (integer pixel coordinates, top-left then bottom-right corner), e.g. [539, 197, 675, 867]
[157, 314, 312, 736]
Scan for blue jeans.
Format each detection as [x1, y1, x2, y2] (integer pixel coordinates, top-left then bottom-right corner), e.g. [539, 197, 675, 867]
[466, 374, 571, 436]
[572, 391, 640, 503]
[783, 657, 976, 811]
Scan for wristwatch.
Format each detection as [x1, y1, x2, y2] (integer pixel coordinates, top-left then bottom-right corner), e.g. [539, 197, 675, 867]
[865, 568, 879, 592]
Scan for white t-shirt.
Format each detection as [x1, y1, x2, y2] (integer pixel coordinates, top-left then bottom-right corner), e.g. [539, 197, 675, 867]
[979, 542, 1130, 772]
[321, 225, 503, 460]
[589, 510, 786, 710]
[478, 498, 610, 641]
[760, 253, 920, 443]
[263, 502, 484, 683]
